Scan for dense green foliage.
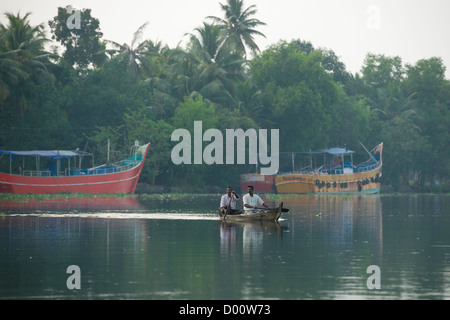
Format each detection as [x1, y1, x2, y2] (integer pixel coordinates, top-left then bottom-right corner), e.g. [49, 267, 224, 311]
[0, 1, 448, 192]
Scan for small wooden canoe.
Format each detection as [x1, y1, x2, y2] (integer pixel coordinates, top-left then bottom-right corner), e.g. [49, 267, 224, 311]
[219, 202, 283, 221]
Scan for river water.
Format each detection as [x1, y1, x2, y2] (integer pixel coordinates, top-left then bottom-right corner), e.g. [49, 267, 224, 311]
[0, 194, 449, 300]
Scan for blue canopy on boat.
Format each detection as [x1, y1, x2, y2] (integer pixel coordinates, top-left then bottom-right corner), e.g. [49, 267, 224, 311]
[0, 149, 81, 159]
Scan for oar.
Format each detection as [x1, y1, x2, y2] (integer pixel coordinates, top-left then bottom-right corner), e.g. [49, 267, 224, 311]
[256, 207, 289, 212]
[223, 204, 231, 219]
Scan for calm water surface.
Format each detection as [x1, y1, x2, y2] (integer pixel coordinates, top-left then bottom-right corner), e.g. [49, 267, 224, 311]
[0, 194, 449, 300]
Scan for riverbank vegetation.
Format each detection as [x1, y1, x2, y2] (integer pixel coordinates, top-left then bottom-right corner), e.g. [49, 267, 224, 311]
[0, 1, 448, 192]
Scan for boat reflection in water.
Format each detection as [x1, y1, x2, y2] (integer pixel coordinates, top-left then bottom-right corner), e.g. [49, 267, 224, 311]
[219, 195, 382, 257]
[0, 195, 144, 212]
[217, 194, 384, 299]
[219, 220, 284, 258]
[278, 194, 383, 262]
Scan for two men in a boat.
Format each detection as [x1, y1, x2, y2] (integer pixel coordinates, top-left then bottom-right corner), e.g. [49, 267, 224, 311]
[220, 185, 268, 215]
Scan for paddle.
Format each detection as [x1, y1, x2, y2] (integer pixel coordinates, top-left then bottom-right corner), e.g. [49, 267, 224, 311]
[223, 204, 231, 219]
[256, 207, 289, 212]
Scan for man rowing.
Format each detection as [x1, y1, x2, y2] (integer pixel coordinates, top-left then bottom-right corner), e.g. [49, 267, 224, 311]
[243, 185, 269, 214]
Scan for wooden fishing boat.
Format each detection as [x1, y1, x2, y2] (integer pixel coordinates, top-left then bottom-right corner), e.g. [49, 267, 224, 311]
[0, 142, 150, 194]
[219, 202, 284, 221]
[275, 143, 383, 194]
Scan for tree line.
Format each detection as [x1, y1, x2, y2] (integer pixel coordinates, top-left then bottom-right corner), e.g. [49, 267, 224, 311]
[0, 0, 448, 192]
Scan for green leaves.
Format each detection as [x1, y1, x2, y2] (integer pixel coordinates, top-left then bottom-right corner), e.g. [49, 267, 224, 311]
[249, 41, 343, 151]
[207, 0, 266, 59]
[124, 108, 175, 184]
[172, 95, 218, 131]
[358, 54, 450, 189]
[1, 4, 449, 192]
[48, 6, 106, 69]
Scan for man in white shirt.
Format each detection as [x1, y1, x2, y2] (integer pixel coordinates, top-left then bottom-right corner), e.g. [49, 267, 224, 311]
[220, 187, 242, 216]
[243, 185, 269, 213]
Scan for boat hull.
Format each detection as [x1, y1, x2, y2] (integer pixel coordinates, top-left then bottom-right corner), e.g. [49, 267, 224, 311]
[0, 144, 149, 194]
[275, 166, 381, 194]
[219, 202, 283, 221]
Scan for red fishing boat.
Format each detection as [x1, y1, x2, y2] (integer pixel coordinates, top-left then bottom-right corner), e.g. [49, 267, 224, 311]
[0, 142, 150, 194]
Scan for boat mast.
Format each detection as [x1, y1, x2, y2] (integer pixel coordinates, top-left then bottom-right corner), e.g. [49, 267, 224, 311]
[291, 153, 294, 173]
[134, 140, 139, 161]
[79, 141, 88, 170]
[359, 141, 373, 159]
[107, 139, 110, 165]
[309, 149, 312, 170]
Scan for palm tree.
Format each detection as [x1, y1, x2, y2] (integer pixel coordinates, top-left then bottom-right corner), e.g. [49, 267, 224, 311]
[185, 22, 244, 106]
[105, 22, 157, 82]
[0, 12, 52, 117]
[0, 12, 48, 51]
[0, 12, 50, 78]
[371, 86, 426, 187]
[207, 0, 266, 59]
[149, 22, 247, 111]
[155, 47, 197, 101]
[235, 80, 274, 127]
[372, 86, 421, 131]
[0, 47, 27, 101]
[153, 23, 243, 108]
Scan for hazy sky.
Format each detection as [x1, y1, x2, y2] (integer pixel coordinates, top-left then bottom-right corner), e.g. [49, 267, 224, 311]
[2, 0, 450, 77]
